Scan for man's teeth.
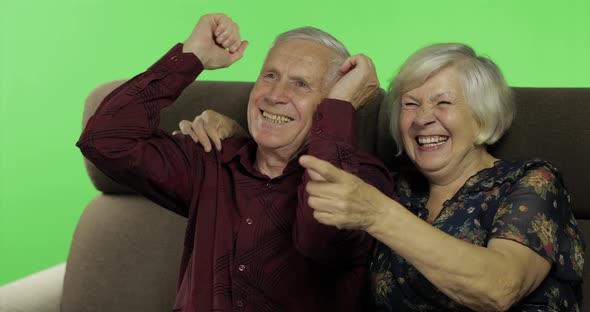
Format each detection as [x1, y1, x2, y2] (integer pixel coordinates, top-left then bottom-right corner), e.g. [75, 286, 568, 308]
[417, 136, 449, 146]
[262, 111, 293, 124]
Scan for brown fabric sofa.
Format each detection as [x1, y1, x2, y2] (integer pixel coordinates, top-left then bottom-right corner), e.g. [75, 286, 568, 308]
[0, 80, 588, 311]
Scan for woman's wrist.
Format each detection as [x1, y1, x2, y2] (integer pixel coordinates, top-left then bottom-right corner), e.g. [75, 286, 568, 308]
[365, 195, 396, 236]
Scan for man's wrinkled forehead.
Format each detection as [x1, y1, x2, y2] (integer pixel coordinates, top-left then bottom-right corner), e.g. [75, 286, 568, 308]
[260, 39, 340, 79]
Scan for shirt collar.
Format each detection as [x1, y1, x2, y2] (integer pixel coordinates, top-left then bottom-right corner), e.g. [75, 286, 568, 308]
[221, 139, 306, 178]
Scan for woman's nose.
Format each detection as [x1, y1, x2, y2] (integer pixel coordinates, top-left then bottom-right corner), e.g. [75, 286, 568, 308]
[414, 106, 436, 126]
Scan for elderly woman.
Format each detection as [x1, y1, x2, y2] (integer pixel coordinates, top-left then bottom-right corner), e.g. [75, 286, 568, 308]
[176, 43, 584, 311]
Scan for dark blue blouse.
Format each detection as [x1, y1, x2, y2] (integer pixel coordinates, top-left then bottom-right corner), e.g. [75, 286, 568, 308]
[369, 159, 584, 311]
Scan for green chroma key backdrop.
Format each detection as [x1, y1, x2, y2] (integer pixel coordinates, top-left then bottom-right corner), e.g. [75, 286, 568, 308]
[1, 0, 589, 285]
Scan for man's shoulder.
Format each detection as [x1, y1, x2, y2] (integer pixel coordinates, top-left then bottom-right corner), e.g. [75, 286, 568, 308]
[219, 137, 255, 163]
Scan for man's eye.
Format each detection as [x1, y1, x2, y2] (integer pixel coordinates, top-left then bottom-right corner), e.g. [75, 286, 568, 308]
[264, 73, 277, 80]
[295, 81, 308, 88]
[402, 102, 418, 106]
[438, 101, 451, 105]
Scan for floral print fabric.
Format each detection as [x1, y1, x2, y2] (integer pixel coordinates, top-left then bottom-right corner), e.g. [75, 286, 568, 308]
[370, 159, 584, 311]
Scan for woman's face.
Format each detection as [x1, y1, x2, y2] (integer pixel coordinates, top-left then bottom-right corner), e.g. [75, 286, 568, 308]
[399, 66, 482, 178]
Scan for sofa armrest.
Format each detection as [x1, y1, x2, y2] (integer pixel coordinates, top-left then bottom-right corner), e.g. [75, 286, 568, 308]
[0, 263, 65, 312]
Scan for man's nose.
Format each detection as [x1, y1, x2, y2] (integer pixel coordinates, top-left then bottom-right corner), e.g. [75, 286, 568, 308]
[266, 82, 288, 104]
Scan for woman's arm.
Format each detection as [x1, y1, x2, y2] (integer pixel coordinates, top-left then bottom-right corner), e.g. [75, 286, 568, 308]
[368, 199, 550, 311]
[300, 156, 558, 311]
[172, 109, 250, 151]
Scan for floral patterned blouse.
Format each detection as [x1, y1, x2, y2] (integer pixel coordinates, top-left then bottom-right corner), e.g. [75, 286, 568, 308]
[369, 159, 584, 311]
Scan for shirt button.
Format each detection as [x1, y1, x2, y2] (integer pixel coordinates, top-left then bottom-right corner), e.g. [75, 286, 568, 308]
[236, 300, 244, 307]
[170, 55, 182, 62]
[245, 218, 253, 225]
[314, 127, 322, 135]
[238, 264, 246, 272]
[265, 182, 273, 189]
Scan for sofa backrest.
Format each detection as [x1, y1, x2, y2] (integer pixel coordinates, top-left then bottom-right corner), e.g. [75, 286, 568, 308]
[75, 80, 590, 311]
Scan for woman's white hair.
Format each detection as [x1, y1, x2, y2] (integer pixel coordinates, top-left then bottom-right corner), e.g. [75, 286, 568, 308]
[268, 27, 350, 86]
[387, 43, 515, 155]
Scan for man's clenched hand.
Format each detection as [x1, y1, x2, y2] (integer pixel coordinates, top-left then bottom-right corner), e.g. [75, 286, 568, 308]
[183, 13, 248, 69]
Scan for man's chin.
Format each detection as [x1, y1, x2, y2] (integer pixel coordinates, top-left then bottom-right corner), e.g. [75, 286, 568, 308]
[255, 139, 307, 157]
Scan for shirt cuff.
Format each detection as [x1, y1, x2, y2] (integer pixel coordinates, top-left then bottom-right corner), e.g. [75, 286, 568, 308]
[148, 43, 205, 86]
[311, 98, 355, 145]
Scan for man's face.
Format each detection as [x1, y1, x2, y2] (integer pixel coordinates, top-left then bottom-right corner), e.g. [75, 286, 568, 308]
[247, 39, 338, 157]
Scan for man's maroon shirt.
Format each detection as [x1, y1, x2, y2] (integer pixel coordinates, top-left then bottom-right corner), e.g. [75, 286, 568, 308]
[77, 44, 392, 311]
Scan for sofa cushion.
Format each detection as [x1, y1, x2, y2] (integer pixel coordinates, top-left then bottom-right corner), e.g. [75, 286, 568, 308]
[61, 194, 186, 312]
[0, 263, 65, 312]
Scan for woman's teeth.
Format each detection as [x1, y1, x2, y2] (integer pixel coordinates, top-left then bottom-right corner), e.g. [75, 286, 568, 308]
[417, 136, 449, 147]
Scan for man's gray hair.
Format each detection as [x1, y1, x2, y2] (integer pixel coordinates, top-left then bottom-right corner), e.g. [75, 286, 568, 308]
[268, 27, 351, 87]
[271, 27, 350, 60]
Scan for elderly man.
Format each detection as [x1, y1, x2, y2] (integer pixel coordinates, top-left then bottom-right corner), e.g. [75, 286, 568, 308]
[77, 13, 390, 311]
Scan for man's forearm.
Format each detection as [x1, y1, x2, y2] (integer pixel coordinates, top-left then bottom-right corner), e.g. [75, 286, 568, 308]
[76, 44, 205, 216]
[294, 99, 385, 263]
[78, 44, 203, 150]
